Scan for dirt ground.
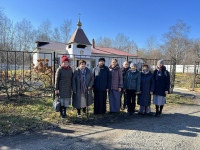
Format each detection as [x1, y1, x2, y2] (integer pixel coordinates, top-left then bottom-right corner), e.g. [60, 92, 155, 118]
[0, 88, 200, 150]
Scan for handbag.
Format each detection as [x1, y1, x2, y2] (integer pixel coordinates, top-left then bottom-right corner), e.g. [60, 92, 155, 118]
[53, 94, 60, 112]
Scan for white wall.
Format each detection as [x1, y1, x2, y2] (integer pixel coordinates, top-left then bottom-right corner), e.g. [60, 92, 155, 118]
[66, 44, 91, 58]
[161, 65, 198, 73]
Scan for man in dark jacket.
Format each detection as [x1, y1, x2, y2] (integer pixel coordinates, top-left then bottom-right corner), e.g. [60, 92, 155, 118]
[120, 61, 130, 110]
[93, 58, 110, 114]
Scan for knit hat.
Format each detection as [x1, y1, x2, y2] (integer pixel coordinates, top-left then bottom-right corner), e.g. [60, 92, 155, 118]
[130, 62, 137, 68]
[99, 57, 105, 62]
[62, 55, 69, 63]
[157, 59, 164, 65]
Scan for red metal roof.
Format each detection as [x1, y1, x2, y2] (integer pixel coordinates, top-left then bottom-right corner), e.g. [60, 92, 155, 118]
[92, 47, 136, 57]
[36, 42, 137, 57]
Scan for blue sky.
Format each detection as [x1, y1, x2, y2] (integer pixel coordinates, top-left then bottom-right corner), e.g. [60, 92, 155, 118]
[0, 0, 200, 48]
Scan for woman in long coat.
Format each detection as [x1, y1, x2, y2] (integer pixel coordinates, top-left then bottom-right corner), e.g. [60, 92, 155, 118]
[72, 60, 94, 117]
[55, 55, 73, 118]
[153, 59, 170, 117]
[109, 58, 123, 113]
[138, 64, 155, 115]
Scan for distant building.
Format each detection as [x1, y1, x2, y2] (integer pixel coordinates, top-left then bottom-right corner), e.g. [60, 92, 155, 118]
[33, 17, 141, 69]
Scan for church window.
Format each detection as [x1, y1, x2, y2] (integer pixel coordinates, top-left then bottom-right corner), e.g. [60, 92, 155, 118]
[77, 44, 86, 48]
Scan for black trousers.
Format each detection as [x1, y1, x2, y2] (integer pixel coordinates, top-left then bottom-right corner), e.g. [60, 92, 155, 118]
[120, 88, 127, 108]
[126, 89, 136, 113]
[94, 91, 107, 114]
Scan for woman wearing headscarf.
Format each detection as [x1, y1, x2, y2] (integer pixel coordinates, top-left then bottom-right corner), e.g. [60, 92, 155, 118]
[55, 55, 73, 118]
[93, 58, 110, 114]
[108, 58, 123, 113]
[124, 63, 141, 115]
[72, 60, 94, 117]
[153, 59, 170, 117]
[138, 64, 155, 115]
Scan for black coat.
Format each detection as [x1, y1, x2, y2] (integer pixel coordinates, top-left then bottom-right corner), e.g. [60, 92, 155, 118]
[121, 67, 129, 83]
[153, 66, 170, 97]
[137, 71, 155, 106]
[93, 65, 110, 91]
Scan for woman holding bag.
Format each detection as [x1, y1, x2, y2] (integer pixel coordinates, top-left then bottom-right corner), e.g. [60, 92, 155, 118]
[55, 55, 73, 118]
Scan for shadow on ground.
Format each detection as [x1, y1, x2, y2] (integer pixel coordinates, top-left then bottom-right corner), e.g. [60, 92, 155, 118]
[0, 108, 200, 149]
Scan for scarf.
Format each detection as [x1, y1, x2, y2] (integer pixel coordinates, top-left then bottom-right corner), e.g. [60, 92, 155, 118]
[142, 70, 150, 74]
[109, 64, 119, 70]
[80, 68, 87, 85]
[131, 69, 137, 72]
[63, 66, 69, 70]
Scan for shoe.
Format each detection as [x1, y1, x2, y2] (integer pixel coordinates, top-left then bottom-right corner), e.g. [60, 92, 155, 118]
[129, 112, 133, 116]
[155, 111, 159, 117]
[146, 113, 153, 116]
[158, 111, 162, 117]
[76, 113, 81, 118]
[138, 112, 145, 116]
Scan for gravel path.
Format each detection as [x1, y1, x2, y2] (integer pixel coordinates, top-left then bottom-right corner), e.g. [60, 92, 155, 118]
[0, 89, 200, 150]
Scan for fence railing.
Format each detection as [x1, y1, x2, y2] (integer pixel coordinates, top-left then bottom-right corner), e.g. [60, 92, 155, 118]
[0, 50, 175, 100]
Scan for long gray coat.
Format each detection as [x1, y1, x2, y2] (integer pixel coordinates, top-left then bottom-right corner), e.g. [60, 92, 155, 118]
[72, 67, 94, 109]
[55, 66, 73, 98]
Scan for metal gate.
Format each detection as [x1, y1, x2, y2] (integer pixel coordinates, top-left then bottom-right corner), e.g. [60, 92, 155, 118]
[0, 50, 175, 100]
[0, 50, 54, 100]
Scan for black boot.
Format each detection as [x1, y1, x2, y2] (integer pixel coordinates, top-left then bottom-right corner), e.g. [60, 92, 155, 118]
[77, 109, 81, 117]
[83, 107, 86, 114]
[159, 105, 163, 117]
[60, 106, 64, 118]
[155, 105, 159, 117]
[63, 107, 67, 118]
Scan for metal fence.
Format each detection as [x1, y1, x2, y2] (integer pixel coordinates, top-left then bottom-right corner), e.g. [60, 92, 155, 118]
[0, 50, 175, 100]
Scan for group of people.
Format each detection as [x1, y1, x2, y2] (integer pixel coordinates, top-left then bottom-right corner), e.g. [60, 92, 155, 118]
[55, 55, 170, 118]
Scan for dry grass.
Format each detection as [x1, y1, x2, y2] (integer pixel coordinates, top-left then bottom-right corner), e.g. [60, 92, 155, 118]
[0, 93, 195, 136]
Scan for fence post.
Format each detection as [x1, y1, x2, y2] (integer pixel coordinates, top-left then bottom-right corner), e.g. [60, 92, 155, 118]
[53, 51, 56, 100]
[192, 61, 196, 91]
[170, 60, 176, 94]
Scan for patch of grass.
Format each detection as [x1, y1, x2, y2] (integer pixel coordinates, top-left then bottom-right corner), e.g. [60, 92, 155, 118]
[166, 94, 195, 105]
[175, 73, 194, 89]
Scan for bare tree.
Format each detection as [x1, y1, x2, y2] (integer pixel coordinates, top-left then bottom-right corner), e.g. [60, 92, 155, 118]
[96, 36, 113, 48]
[0, 10, 14, 50]
[52, 27, 61, 42]
[161, 20, 190, 65]
[36, 19, 52, 41]
[114, 33, 138, 54]
[14, 19, 35, 51]
[192, 39, 200, 59]
[161, 20, 190, 92]
[60, 19, 72, 43]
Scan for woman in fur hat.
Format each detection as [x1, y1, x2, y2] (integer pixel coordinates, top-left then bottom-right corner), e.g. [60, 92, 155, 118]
[55, 55, 73, 118]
